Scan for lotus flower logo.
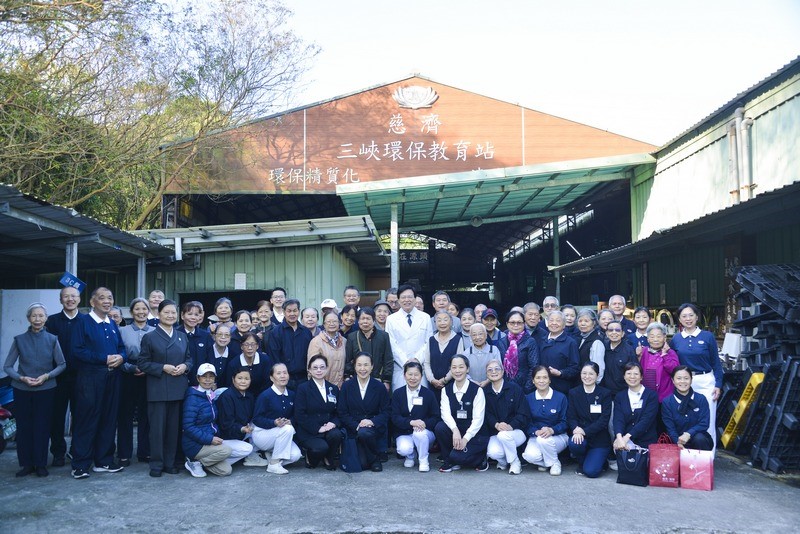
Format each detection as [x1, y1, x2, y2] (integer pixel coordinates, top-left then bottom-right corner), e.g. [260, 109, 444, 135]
[392, 86, 439, 109]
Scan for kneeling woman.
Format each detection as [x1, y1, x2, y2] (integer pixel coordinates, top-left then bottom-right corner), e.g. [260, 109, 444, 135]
[339, 352, 391, 471]
[567, 362, 613, 477]
[435, 355, 490, 472]
[251, 363, 303, 474]
[391, 361, 440, 472]
[661, 366, 714, 451]
[523, 366, 570, 475]
[613, 362, 659, 451]
[294, 355, 344, 469]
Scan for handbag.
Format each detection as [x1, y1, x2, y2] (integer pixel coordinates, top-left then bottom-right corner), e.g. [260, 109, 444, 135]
[616, 447, 650, 487]
[680, 449, 714, 491]
[649, 434, 680, 488]
[340, 437, 362, 473]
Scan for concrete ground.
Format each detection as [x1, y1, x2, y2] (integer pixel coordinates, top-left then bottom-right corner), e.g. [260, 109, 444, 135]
[1, 442, 798, 533]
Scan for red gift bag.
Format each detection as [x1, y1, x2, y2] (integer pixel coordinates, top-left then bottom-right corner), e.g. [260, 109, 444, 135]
[649, 436, 680, 488]
[680, 449, 714, 491]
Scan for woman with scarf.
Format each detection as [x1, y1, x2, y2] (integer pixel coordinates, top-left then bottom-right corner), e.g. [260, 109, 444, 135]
[307, 310, 347, 387]
[661, 366, 713, 450]
[495, 310, 539, 394]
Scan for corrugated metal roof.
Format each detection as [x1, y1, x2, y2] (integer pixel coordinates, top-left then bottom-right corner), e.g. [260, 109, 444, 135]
[0, 184, 173, 277]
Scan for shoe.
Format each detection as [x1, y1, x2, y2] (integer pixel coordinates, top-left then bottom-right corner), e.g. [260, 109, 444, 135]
[16, 466, 35, 477]
[419, 460, 430, 472]
[608, 459, 618, 471]
[403, 457, 415, 468]
[163, 467, 179, 475]
[52, 457, 65, 467]
[71, 468, 90, 479]
[305, 457, 316, 469]
[93, 463, 123, 473]
[378, 452, 389, 463]
[537, 465, 548, 472]
[149, 469, 162, 477]
[576, 467, 585, 476]
[243, 452, 269, 467]
[439, 462, 462, 472]
[475, 458, 489, 472]
[371, 461, 383, 472]
[118, 458, 131, 467]
[496, 460, 508, 470]
[36, 467, 49, 477]
[324, 460, 338, 471]
[137, 456, 150, 463]
[550, 462, 562, 476]
[509, 459, 521, 475]
[185, 460, 207, 478]
[267, 463, 288, 475]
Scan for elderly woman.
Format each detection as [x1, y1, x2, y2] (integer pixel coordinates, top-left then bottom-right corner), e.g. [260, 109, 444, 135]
[339, 304, 358, 338]
[484, 360, 530, 475]
[4, 303, 66, 477]
[576, 309, 605, 382]
[294, 355, 343, 470]
[345, 307, 393, 389]
[669, 303, 723, 448]
[373, 300, 392, 331]
[458, 308, 477, 350]
[422, 311, 463, 397]
[538, 311, 580, 394]
[464, 324, 502, 387]
[307, 311, 346, 387]
[561, 305, 579, 340]
[613, 362, 659, 451]
[226, 332, 273, 397]
[495, 310, 539, 393]
[597, 309, 615, 339]
[108, 306, 126, 327]
[661, 366, 714, 451]
[229, 310, 254, 360]
[391, 361, 440, 472]
[522, 366, 569, 475]
[208, 297, 234, 334]
[640, 322, 680, 403]
[601, 320, 638, 396]
[117, 297, 154, 466]
[568, 362, 613, 477]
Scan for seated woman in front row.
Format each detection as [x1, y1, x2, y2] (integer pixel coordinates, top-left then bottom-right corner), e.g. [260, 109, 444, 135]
[215, 368, 269, 467]
[661, 365, 714, 451]
[391, 361, 440, 472]
[339, 352, 391, 472]
[251, 363, 303, 474]
[294, 355, 344, 470]
[567, 362, 613, 477]
[435, 354, 490, 473]
[613, 362, 659, 451]
[484, 360, 530, 475]
[522, 366, 569, 476]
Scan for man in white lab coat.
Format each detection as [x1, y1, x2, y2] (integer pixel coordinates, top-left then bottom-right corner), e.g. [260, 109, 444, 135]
[385, 284, 433, 392]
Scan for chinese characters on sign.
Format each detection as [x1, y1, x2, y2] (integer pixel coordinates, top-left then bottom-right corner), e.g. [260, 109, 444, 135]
[399, 250, 429, 263]
[268, 111, 496, 188]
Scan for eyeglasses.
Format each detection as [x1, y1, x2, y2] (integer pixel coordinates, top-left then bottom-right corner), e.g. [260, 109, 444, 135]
[310, 365, 327, 371]
[606, 328, 622, 332]
[486, 367, 503, 373]
[242, 342, 258, 348]
[506, 321, 524, 326]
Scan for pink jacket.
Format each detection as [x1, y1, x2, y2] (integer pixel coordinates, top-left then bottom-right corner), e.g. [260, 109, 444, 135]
[639, 347, 679, 402]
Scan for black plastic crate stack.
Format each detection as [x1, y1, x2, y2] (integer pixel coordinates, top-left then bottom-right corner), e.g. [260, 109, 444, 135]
[732, 264, 800, 472]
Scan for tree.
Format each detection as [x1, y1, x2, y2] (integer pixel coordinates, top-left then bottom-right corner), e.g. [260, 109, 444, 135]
[0, 0, 318, 228]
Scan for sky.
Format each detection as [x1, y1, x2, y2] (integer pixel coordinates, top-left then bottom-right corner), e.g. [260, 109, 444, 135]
[286, 0, 800, 146]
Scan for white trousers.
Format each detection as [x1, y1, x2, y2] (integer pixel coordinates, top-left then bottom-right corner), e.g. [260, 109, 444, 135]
[221, 439, 253, 466]
[692, 371, 718, 450]
[251, 425, 302, 464]
[396, 429, 435, 462]
[487, 429, 526, 464]
[522, 434, 569, 467]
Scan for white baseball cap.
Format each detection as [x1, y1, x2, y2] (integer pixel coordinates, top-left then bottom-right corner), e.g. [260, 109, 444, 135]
[196, 363, 217, 376]
[320, 298, 338, 309]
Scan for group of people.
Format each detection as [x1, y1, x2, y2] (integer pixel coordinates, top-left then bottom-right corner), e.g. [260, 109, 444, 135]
[3, 283, 723, 480]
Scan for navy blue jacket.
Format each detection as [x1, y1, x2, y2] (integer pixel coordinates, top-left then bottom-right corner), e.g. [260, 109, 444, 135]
[538, 333, 579, 394]
[182, 387, 220, 460]
[601, 341, 638, 395]
[567, 385, 613, 448]
[177, 325, 211, 386]
[225, 353, 273, 397]
[613, 387, 659, 448]
[294, 379, 341, 442]
[483, 380, 531, 434]
[216, 387, 255, 440]
[252, 386, 295, 429]
[46, 311, 84, 368]
[268, 321, 313, 378]
[390, 385, 440, 436]
[71, 314, 127, 370]
[669, 330, 723, 388]
[338, 377, 390, 437]
[626, 331, 649, 351]
[525, 389, 569, 436]
[661, 391, 711, 444]
[619, 317, 636, 336]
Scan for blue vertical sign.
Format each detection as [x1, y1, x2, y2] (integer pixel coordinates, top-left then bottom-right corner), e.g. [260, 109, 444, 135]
[59, 271, 86, 293]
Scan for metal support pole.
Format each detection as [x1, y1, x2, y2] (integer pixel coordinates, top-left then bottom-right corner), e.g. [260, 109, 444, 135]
[136, 257, 147, 298]
[65, 242, 78, 274]
[552, 216, 560, 301]
[390, 204, 399, 288]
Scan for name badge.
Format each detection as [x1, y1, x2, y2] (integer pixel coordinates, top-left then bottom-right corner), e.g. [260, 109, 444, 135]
[412, 397, 424, 406]
[456, 409, 468, 419]
[327, 395, 337, 403]
[632, 400, 643, 410]
[698, 340, 705, 345]
[590, 404, 602, 414]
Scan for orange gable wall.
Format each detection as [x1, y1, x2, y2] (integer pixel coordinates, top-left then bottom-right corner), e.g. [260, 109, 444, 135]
[171, 77, 655, 194]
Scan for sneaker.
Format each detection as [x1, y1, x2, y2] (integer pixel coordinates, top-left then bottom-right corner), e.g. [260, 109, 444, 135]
[439, 462, 455, 473]
[550, 462, 562, 476]
[267, 462, 288, 475]
[71, 468, 90, 479]
[509, 459, 521, 475]
[419, 460, 430, 472]
[93, 463, 123, 473]
[608, 459, 618, 472]
[118, 458, 131, 467]
[537, 465, 548, 472]
[576, 467, 585, 476]
[496, 460, 508, 470]
[185, 460, 207, 478]
[403, 457, 415, 468]
[475, 458, 489, 472]
[243, 452, 269, 467]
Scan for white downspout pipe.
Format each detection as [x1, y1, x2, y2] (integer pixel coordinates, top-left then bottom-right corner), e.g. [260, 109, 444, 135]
[734, 107, 745, 199]
[741, 116, 755, 200]
[727, 120, 740, 205]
